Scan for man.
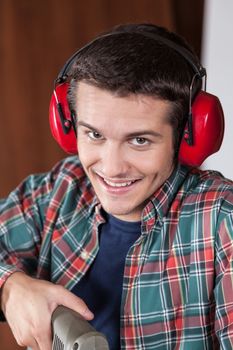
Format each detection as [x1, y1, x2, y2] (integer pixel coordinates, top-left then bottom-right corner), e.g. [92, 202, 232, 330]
[0, 23, 232, 350]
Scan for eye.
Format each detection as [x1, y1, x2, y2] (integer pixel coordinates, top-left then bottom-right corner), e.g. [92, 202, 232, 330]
[131, 137, 150, 146]
[88, 131, 103, 140]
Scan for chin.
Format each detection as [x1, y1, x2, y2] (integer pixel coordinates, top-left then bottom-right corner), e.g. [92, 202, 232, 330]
[101, 201, 142, 221]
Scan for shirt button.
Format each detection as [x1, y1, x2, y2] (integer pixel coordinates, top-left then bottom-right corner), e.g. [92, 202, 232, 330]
[80, 250, 88, 259]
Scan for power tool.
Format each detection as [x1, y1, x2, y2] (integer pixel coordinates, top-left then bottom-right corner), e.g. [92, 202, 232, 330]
[52, 305, 109, 350]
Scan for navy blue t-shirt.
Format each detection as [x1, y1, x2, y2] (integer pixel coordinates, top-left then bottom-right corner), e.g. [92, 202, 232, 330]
[71, 212, 141, 349]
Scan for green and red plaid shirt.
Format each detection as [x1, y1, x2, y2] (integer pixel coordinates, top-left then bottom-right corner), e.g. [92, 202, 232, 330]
[0, 156, 233, 349]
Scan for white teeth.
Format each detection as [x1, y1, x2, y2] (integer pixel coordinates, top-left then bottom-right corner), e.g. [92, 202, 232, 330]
[103, 178, 135, 187]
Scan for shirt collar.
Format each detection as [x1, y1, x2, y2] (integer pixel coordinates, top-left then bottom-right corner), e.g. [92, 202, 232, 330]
[143, 164, 190, 224]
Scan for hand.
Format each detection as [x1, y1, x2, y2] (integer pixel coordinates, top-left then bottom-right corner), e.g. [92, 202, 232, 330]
[1, 272, 94, 349]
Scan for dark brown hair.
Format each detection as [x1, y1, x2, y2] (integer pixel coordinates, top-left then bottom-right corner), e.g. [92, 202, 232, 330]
[68, 23, 202, 159]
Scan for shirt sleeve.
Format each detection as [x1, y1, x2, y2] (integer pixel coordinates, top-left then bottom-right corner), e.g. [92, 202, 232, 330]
[214, 210, 233, 348]
[0, 171, 53, 289]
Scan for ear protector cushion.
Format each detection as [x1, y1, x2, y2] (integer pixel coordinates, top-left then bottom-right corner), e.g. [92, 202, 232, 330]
[49, 82, 224, 167]
[49, 82, 77, 154]
[179, 90, 224, 167]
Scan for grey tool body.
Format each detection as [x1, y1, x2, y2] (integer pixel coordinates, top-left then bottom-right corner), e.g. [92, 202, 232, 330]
[52, 305, 109, 350]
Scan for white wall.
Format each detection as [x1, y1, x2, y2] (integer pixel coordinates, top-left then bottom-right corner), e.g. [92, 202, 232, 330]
[201, 0, 233, 179]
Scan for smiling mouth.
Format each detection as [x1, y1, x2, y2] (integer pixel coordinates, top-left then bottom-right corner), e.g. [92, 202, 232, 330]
[103, 178, 137, 187]
[94, 172, 141, 189]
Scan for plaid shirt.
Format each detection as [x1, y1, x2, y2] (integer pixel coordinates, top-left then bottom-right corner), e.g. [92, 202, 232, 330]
[0, 156, 233, 349]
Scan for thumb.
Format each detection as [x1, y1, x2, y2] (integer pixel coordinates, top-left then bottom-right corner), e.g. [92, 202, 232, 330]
[56, 286, 94, 320]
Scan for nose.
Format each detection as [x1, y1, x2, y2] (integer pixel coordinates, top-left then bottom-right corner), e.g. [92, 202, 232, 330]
[100, 142, 129, 178]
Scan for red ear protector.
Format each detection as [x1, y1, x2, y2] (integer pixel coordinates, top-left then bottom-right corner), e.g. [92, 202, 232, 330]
[49, 82, 77, 154]
[49, 31, 224, 167]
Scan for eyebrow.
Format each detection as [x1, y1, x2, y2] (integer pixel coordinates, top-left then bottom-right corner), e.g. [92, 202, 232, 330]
[77, 121, 163, 138]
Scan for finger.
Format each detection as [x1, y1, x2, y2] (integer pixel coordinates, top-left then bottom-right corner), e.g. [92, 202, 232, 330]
[37, 335, 52, 350]
[55, 286, 94, 320]
[8, 324, 37, 349]
[34, 318, 53, 350]
[31, 340, 40, 350]
[24, 337, 40, 350]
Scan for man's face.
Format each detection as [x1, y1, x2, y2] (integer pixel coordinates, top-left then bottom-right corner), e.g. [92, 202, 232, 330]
[76, 82, 175, 222]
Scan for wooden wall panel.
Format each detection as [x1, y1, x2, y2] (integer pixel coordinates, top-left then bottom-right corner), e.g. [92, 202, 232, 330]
[0, 0, 176, 198]
[0, 0, 203, 348]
